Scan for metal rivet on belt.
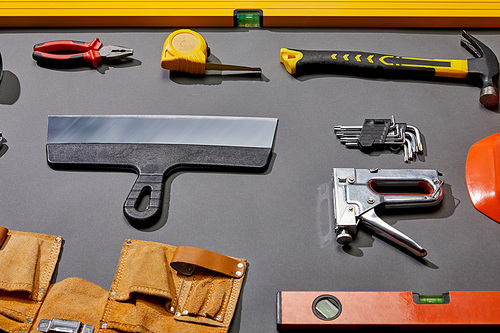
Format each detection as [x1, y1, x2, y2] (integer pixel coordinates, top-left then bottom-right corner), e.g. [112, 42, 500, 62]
[110, 291, 116, 296]
[236, 271, 242, 276]
[182, 310, 188, 315]
[39, 288, 45, 293]
[203, 310, 207, 316]
[170, 307, 174, 312]
[175, 312, 181, 317]
[55, 237, 62, 242]
[26, 319, 31, 323]
[237, 262, 244, 268]
[101, 323, 107, 329]
[216, 315, 222, 320]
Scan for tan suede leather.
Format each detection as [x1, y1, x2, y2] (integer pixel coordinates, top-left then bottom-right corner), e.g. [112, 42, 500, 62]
[0, 233, 246, 333]
[0, 230, 62, 333]
[31, 278, 109, 333]
[101, 240, 246, 333]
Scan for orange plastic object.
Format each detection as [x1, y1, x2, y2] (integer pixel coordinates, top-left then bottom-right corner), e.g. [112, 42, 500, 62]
[278, 290, 500, 330]
[466, 133, 500, 222]
[0, 226, 8, 246]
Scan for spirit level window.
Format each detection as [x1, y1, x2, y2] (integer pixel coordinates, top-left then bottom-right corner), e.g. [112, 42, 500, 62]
[234, 10, 263, 28]
[312, 295, 342, 320]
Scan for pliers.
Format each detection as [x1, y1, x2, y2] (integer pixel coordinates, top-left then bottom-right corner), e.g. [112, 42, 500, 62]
[32, 38, 133, 68]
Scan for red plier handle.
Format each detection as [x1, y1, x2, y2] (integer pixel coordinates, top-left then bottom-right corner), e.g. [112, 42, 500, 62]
[33, 38, 103, 68]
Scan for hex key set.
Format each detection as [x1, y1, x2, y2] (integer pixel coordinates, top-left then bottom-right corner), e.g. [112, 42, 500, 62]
[334, 116, 424, 162]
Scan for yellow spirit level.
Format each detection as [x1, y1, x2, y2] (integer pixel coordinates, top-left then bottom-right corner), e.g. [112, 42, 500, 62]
[1, 1, 500, 27]
[277, 290, 500, 331]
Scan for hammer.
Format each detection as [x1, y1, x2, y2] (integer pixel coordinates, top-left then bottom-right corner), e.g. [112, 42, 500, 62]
[280, 31, 499, 107]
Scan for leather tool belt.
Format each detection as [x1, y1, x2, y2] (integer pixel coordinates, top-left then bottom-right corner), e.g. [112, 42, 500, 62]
[0, 229, 246, 333]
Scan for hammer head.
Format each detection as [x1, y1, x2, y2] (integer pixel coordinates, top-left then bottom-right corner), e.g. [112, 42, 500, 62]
[462, 31, 500, 107]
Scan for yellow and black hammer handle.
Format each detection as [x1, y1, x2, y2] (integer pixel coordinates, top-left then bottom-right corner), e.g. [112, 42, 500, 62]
[281, 48, 467, 79]
[280, 47, 499, 107]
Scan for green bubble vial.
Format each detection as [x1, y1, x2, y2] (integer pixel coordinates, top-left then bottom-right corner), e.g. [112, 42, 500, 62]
[236, 11, 261, 28]
[419, 295, 445, 304]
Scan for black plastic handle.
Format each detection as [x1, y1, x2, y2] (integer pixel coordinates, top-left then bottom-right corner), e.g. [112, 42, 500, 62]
[46, 142, 273, 229]
[33, 52, 88, 68]
[291, 49, 439, 79]
[123, 173, 164, 227]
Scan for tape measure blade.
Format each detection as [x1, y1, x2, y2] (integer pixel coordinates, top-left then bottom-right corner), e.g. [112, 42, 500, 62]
[205, 63, 261, 72]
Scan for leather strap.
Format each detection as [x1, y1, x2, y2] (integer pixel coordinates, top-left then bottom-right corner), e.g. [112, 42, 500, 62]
[0, 226, 7, 247]
[170, 246, 245, 279]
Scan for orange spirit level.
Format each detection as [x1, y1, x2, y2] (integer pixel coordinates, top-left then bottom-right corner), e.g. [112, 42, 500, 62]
[277, 291, 500, 331]
[1, 1, 500, 27]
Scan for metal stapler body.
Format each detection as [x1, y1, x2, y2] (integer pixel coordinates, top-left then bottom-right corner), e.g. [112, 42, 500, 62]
[332, 168, 444, 257]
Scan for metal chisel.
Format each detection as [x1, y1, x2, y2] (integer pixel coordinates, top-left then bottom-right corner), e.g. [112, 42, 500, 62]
[46, 115, 278, 228]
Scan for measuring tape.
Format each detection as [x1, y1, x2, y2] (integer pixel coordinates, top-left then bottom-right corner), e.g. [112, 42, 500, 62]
[161, 29, 260, 75]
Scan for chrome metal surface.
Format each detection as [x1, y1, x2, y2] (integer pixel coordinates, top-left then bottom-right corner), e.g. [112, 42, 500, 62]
[47, 115, 278, 148]
[332, 168, 444, 256]
[37, 318, 93, 333]
[99, 45, 134, 59]
[334, 117, 424, 162]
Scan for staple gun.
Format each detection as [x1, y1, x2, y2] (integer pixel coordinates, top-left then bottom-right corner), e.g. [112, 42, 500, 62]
[332, 168, 444, 257]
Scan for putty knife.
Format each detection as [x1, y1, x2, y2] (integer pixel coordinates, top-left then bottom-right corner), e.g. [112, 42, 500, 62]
[47, 115, 278, 227]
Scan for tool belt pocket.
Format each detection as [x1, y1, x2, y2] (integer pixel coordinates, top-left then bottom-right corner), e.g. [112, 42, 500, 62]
[0, 230, 62, 332]
[169, 246, 246, 328]
[102, 240, 246, 333]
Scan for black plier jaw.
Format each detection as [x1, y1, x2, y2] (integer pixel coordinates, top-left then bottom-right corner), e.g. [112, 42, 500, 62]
[332, 168, 444, 257]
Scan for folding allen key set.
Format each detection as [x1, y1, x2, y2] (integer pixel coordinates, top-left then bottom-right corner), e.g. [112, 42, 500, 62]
[334, 116, 424, 162]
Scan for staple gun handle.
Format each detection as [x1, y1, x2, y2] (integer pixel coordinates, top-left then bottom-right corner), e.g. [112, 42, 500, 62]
[361, 208, 427, 257]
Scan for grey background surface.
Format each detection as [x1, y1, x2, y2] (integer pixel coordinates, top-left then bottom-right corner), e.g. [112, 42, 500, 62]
[1, 28, 500, 332]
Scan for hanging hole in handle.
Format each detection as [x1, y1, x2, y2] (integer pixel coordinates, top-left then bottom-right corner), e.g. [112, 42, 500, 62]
[369, 180, 434, 195]
[135, 186, 152, 212]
